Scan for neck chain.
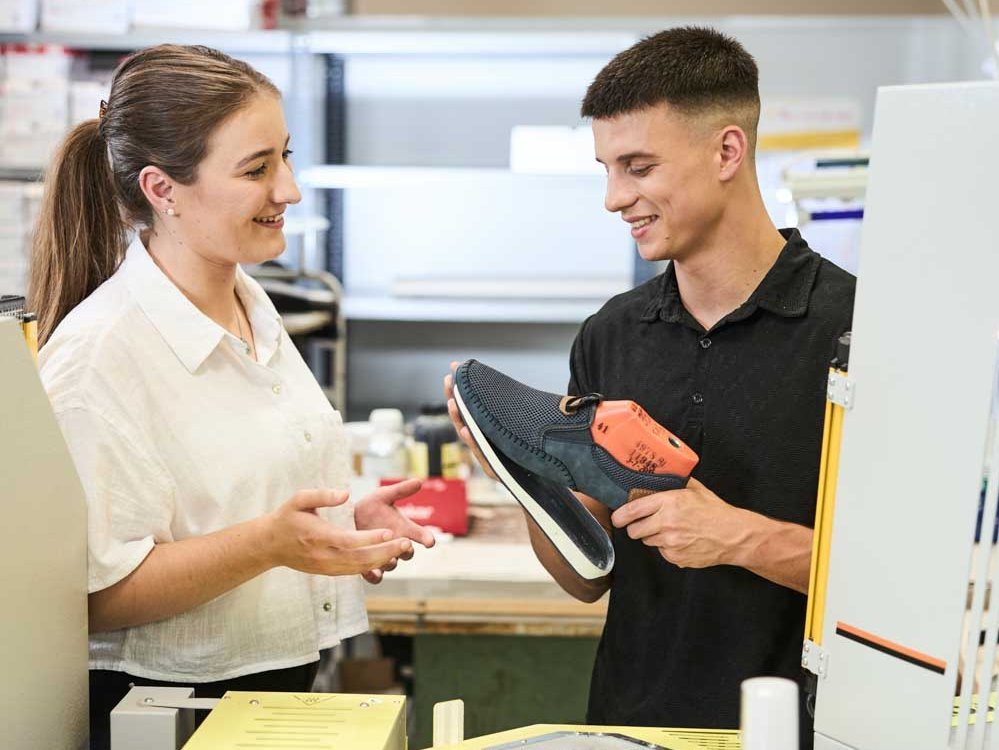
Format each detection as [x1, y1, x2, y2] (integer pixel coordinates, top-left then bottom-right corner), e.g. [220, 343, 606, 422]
[234, 297, 252, 356]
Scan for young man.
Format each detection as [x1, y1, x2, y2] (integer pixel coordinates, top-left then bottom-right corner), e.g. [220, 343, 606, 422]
[447, 26, 854, 746]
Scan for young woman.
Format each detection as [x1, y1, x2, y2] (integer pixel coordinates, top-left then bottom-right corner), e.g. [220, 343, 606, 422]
[29, 44, 434, 749]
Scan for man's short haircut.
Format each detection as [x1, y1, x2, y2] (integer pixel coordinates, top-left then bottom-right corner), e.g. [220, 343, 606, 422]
[581, 26, 761, 150]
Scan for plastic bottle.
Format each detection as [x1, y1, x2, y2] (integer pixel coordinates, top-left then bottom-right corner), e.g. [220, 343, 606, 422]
[364, 408, 408, 480]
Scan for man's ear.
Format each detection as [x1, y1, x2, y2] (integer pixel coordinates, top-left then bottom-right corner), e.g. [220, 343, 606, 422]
[138, 166, 176, 216]
[717, 125, 749, 182]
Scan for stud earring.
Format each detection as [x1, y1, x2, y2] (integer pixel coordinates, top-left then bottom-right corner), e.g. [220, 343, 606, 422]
[166, 207, 176, 217]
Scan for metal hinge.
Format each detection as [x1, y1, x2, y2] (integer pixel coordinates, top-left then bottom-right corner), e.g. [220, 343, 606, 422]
[827, 371, 854, 410]
[801, 639, 830, 679]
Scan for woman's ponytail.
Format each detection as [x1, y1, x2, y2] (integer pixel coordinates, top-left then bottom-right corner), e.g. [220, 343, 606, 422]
[29, 118, 126, 346]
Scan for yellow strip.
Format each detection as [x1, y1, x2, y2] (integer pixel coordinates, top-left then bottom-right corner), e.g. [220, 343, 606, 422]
[758, 129, 861, 152]
[22, 317, 38, 363]
[805, 395, 833, 641]
[812, 400, 845, 645]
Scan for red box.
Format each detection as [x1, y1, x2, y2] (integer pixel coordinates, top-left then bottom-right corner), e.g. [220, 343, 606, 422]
[382, 477, 468, 536]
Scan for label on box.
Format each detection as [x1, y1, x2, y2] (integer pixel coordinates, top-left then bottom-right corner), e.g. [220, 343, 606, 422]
[382, 477, 468, 536]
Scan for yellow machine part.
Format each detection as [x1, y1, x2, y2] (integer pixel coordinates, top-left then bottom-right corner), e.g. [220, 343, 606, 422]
[431, 723, 739, 749]
[182, 691, 406, 750]
[804, 368, 847, 646]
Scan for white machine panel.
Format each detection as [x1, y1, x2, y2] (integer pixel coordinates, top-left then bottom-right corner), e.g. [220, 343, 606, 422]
[814, 82, 999, 749]
[0, 318, 89, 748]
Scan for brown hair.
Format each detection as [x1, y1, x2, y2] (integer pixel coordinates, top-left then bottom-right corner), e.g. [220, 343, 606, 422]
[29, 44, 279, 346]
[581, 26, 760, 150]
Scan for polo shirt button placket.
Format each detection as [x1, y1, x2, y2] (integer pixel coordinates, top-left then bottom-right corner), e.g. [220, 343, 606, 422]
[699, 337, 712, 349]
[692, 392, 704, 405]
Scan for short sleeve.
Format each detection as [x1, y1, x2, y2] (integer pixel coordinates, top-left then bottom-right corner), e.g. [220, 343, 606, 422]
[54, 407, 175, 594]
[568, 314, 595, 396]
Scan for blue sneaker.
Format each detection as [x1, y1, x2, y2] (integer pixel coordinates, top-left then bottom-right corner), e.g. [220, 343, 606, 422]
[453, 359, 698, 579]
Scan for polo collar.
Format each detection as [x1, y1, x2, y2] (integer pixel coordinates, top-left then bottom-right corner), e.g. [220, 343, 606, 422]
[641, 228, 821, 327]
[123, 236, 283, 373]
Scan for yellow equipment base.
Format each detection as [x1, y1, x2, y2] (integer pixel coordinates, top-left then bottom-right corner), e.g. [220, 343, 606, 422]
[431, 723, 740, 749]
[182, 691, 406, 750]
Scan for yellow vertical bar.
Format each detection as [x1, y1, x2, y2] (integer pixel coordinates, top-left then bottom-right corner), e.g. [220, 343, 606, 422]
[805, 395, 834, 641]
[22, 314, 38, 363]
[811, 402, 845, 646]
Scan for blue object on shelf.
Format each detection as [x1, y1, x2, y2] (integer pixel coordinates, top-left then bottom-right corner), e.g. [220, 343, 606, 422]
[809, 209, 865, 222]
[974, 479, 999, 544]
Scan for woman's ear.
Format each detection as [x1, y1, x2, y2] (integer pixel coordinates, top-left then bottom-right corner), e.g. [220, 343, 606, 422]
[138, 166, 177, 217]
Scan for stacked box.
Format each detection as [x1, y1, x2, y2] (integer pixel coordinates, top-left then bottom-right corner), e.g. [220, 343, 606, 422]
[0, 181, 40, 296]
[132, 0, 258, 30]
[0, 45, 71, 170]
[0, 0, 39, 32]
[41, 0, 129, 34]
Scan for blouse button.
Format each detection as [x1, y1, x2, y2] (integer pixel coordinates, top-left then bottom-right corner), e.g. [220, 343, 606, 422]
[304, 431, 313, 443]
[323, 602, 333, 612]
[272, 383, 282, 395]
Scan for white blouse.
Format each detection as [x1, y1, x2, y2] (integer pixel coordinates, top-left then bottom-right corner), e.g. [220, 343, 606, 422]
[39, 236, 367, 682]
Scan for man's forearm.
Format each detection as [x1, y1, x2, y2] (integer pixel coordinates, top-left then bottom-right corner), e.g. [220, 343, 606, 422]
[731, 509, 813, 595]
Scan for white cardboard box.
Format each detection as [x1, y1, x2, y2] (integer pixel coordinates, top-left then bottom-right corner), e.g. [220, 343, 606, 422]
[41, 0, 130, 34]
[132, 0, 255, 30]
[0, 0, 39, 32]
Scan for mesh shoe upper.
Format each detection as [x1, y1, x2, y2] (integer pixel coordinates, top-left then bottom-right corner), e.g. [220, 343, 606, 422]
[456, 359, 689, 509]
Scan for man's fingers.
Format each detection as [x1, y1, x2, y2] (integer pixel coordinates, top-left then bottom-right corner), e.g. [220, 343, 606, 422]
[611, 496, 658, 527]
[292, 489, 350, 512]
[362, 569, 383, 584]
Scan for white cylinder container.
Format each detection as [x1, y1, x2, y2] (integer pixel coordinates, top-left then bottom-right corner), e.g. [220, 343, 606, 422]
[740, 676, 799, 750]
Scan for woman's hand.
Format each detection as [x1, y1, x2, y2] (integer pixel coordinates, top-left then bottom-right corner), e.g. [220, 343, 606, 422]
[354, 478, 436, 584]
[263, 489, 412, 577]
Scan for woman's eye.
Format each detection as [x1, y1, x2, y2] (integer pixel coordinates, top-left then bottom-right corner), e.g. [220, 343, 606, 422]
[282, 149, 294, 160]
[247, 164, 267, 178]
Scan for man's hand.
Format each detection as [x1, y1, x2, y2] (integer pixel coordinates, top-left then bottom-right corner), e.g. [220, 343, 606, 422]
[610, 477, 813, 593]
[610, 477, 751, 568]
[443, 361, 497, 480]
[354, 478, 436, 584]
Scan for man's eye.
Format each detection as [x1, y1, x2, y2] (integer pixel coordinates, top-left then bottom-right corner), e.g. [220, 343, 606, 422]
[629, 165, 652, 176]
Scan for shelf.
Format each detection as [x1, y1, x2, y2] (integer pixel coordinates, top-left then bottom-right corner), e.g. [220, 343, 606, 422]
[300, 164, 605, 189]
[341, 294, 602, 323]
[0, 168, 44, 182]
[304, 28, 637, 56]
[0, 29, 293, 53]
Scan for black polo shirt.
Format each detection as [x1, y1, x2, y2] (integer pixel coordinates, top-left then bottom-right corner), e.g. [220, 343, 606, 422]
[568, 229, 855, 745]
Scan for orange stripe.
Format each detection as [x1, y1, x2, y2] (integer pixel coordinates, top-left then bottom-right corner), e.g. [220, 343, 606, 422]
[836, 621, 947, 671]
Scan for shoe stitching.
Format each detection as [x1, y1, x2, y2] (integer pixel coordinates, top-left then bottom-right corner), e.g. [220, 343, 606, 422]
[459, 367, 575, 486]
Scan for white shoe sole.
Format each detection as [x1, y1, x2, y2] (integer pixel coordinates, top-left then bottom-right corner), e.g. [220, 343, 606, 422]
[454, 384, 614, 580]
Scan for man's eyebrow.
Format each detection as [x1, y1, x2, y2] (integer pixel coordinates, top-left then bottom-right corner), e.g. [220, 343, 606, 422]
[234, 135, 291, 169]
[615, 151, 657, 163]
[594, 151, 657, 166]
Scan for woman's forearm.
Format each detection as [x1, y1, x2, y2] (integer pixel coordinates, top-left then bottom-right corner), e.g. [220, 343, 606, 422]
[88, 516, 272, 633]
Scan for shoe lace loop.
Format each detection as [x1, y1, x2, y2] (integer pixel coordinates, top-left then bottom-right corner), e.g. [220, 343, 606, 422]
[559, 393, 603, 416]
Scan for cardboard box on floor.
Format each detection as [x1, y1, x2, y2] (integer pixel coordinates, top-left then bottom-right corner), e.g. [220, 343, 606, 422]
[339, 657, 403, 694]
